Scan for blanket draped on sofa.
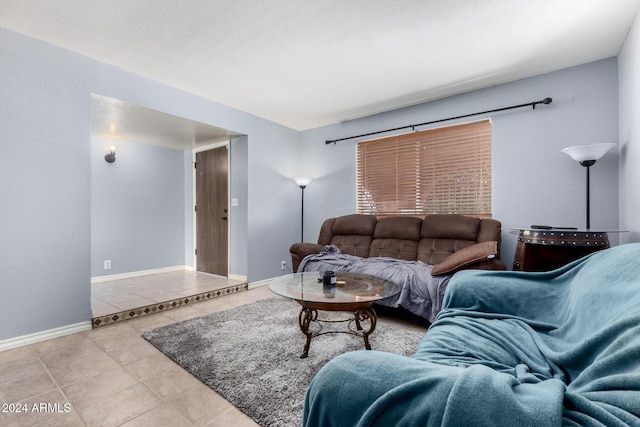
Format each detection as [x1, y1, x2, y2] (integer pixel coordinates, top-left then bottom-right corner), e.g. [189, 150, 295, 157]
[303, 243, 640, 426]
[299, 245, 452, 323]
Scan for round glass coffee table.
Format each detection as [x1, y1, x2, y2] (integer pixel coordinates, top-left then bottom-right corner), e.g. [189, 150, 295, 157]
[268, 271, 401, 358]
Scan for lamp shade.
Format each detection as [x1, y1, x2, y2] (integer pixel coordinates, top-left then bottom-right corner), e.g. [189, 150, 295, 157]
[561, 143, 616, 162]
[293, 176, 312, 187]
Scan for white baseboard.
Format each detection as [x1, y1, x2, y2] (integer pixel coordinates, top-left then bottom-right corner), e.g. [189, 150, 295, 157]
[91, 265, 190, 284]
[249, 272, 315, 289]
[0, 321, 93, 352]
[248, 277, 278, 289]
[228, 274, 247, 283]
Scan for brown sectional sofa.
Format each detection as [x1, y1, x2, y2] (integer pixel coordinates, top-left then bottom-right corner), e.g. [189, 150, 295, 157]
[290, 213, 506, 273]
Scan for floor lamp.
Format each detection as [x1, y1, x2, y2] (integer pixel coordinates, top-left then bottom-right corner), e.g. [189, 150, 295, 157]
[561, 143, 616, 230]
[293, 177, 312, 242]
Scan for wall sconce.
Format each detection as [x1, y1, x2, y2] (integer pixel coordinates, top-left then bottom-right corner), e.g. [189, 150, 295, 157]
[104, 146, 116, 163]
[561, 143, 616, 229]
[293, 177, 312, 242]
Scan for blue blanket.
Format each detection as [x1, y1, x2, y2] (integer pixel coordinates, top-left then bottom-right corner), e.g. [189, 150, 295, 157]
[299, 246, 451, 322]
[303, 243, 640, 426]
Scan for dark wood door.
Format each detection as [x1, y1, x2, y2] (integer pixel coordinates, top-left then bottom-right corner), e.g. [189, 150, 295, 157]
[196, 146, 229, 276]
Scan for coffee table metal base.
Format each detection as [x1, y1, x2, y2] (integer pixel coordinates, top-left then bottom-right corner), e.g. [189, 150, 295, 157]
[296, 301, 377, 359]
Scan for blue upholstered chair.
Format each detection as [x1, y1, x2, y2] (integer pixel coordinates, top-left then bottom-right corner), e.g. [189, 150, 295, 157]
[303, 243, 640, 426]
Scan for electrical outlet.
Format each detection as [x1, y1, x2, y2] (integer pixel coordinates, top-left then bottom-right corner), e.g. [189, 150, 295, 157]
[104, 260, 112, 270]
[281, 260, 287, 270]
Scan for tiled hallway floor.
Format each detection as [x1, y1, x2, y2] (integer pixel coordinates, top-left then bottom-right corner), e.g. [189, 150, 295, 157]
[1, 285, 272, 427]
[92, 271, 246, 317]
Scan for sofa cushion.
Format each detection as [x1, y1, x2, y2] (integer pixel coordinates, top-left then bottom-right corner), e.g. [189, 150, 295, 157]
[477, 218, 502, 244]
[317, 214, 377, 258]
[332, 214, 377, 236]
[329, 235, 373, 258]
[421, 214, 480, 240]
[317, 218, 337, 245]
[417, 239, 475, 265]
[369, 217, 422, 260]
[373, 216, 423, 240]
[431, 241, 497, 275]
[418, 214, 482, 265]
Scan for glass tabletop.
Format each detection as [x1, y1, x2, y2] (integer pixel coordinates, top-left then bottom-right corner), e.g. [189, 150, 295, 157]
[268, 271, 401, 305]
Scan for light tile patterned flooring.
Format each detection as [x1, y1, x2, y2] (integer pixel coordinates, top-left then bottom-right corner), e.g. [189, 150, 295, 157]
[1, 282, 272, 427]
[91, 271, 246, 317]
[2, 273, 426, 426]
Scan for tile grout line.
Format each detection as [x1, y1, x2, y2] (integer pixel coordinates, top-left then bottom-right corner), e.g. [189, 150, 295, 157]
[32, 346, 89, 427]
[2, 286, 269, 427]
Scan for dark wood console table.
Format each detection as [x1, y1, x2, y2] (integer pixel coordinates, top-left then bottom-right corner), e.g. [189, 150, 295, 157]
[512, 229, 610, 272]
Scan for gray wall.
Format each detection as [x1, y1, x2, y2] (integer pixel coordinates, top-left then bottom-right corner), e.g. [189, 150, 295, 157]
[0, 27, 299, 341]
[0, 21, 630, 342]
[91, 136, 185, 276]
[1, 28, 93, 339]
[619, 11, 640, 243]
[230, 136, 249, 277]
[246, 126, 301, 280]
[299, 59, 620, 269]
[183, 150, 195, 269]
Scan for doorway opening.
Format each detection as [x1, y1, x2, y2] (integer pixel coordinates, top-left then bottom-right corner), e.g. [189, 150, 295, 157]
[90, 94, 247, 326]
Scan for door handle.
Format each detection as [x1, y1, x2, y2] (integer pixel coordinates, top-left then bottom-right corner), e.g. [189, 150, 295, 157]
[221, 216, 228, 220]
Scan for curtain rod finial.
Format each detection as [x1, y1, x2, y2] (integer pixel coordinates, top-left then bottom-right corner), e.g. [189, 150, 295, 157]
[533, 97, 552, 109]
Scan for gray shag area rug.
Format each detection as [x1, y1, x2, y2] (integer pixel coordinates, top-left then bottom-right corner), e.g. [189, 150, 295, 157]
[142, 296, 425, 427]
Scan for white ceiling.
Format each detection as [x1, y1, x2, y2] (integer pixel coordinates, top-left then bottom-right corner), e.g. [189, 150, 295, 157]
[91, 94, 243, 150]
[2, 0, 640, 141]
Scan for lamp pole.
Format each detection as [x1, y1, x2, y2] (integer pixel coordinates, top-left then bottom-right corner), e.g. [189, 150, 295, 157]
[582, 160, 595, 230]
[300, 184, 306, 242]
[293, 177, 312, 242]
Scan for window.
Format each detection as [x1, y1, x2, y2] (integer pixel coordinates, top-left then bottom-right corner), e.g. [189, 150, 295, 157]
[356, 119, 492, 218]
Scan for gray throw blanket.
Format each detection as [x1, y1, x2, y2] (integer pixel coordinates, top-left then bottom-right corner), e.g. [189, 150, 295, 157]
[298, 245, 451, 323]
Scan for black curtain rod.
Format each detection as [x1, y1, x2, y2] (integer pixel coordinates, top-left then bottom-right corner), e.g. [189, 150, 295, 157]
[325, 97, 553, 144]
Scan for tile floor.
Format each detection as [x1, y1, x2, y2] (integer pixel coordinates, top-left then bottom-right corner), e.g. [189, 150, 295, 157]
[0, 285, 272, 427]
[2, 274, 426, 426]
[91, 271, 246, 317]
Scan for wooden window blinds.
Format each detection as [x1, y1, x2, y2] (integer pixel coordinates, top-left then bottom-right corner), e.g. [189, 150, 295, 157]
[356, 119, 492, 218]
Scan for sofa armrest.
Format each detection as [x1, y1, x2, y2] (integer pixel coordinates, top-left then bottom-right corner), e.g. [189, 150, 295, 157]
[290, 243, 324, 272]
[432, 241, 505, 275]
